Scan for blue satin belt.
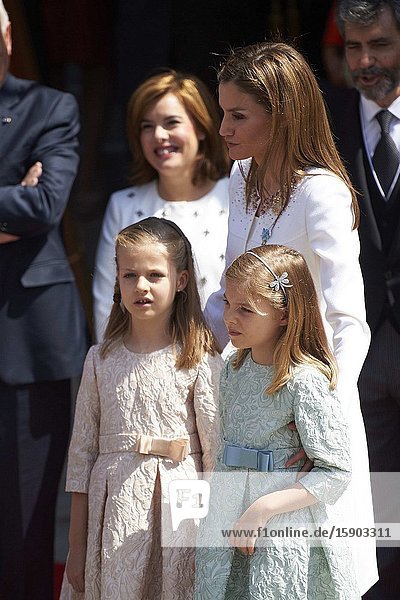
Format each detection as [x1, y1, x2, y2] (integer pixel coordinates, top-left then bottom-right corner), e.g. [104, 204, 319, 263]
[223, 443, 274, 472]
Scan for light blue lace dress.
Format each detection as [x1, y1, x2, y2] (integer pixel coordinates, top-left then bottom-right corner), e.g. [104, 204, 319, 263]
[195, 353, 360, 599]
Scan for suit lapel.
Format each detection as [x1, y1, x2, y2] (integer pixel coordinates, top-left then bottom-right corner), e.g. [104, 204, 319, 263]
[345, 99, 383, 251]
[0, 75, 28, 164]
[0, 74, 25, 109]
[386, 177, 400, 261]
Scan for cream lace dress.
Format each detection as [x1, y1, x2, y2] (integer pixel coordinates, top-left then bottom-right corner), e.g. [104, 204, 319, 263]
[60, 342, 222, 600]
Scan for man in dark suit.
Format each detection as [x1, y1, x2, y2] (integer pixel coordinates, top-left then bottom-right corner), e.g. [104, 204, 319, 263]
[0, 3, 87, 598]
[327, 2, 400, 598]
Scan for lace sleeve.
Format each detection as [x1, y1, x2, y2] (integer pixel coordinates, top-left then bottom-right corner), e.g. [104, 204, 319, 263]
[290, 368, 351, 504]
[65, 346, 101, 492]
[193, 352, 223, 473]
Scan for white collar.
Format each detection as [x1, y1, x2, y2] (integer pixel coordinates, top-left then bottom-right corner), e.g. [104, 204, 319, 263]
[360, 94, 400, 124]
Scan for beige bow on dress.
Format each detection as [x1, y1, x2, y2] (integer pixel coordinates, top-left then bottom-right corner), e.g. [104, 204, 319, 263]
[135, 434, 190, 462]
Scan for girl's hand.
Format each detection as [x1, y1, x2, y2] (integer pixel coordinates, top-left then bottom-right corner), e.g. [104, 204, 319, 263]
[229, 498, 271, 556]
[21, 161, 42, 186]
[65, 544, 87, 593]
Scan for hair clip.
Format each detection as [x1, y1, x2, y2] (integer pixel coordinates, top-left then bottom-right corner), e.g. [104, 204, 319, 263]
[245, 251, 292, 302]
[269, 272, 291, 292]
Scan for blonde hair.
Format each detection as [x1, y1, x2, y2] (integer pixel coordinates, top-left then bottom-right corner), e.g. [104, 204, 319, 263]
[218, 41, 359, 228]
[100, 217, 219, 368]
[225, 245, 337, 394]
[127, 70, 230, 186]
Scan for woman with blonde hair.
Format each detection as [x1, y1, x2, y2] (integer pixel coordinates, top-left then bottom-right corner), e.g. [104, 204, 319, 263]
[205, 41, 378, 594]
[93, 69, 230, 340]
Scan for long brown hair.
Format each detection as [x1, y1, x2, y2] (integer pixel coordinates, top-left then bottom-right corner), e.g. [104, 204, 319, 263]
[218, 41, 359, 227]
[100, 217, 219, 368]
[225, 244, 337, 394]
[127, 70, 230, 186]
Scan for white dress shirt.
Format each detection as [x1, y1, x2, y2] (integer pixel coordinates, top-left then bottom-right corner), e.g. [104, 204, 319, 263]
[360, 95, 400, 198]
[360, 94, 400, 157]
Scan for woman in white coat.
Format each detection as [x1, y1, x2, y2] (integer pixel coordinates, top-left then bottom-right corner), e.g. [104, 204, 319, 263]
[205, 41, 378, 596]
[93, 70, 230, 341]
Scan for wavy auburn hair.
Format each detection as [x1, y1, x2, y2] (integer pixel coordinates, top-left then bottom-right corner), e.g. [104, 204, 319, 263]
[127, 70, 230, 186]
[218, 41, 359, 227]
[100, 217, 219, 368]
[226, 245, 337, 394]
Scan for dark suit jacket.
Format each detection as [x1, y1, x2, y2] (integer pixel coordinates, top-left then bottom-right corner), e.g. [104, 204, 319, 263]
[0, 74, 87, 385]
[325, 85, 400, 334]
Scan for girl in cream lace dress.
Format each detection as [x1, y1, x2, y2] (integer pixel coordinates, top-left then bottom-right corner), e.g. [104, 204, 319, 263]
[60, 217, 222, 600]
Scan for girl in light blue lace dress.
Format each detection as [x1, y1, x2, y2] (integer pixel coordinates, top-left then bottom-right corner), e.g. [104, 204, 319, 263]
[195, 244, 360, 599]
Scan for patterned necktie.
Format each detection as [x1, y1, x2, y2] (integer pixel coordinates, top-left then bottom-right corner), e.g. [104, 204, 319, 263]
[373, 110, 399, 196]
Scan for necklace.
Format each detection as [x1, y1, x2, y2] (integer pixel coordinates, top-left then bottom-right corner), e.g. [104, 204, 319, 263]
[253, 174, 297, 244]
[261, 212, 284, 244]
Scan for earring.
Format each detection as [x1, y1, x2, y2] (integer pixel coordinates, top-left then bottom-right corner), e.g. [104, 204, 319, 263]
[177, 289, 187, 302]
